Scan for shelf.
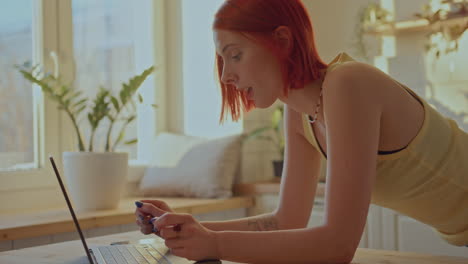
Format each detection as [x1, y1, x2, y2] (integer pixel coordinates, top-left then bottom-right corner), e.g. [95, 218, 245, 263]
[364, 15, 468, 35]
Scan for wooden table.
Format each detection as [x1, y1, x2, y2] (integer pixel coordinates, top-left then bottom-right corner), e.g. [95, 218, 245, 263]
[1, 231, 467, 264]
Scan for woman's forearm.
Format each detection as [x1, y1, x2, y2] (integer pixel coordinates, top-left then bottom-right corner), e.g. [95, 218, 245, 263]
[215, 225, 354, 264]
[200, 212, 280, 232]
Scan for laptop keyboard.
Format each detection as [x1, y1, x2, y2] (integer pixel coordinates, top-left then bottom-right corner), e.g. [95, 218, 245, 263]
[98, 244, 171, 264]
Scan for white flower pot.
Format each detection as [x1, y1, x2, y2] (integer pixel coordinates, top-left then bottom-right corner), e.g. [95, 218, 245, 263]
[62, 152, 128, 211]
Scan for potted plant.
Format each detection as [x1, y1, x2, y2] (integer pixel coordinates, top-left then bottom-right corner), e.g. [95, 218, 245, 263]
[245, 104, 284, 178]
[16, 62, 155, 211]
[414, 0, 468, 58]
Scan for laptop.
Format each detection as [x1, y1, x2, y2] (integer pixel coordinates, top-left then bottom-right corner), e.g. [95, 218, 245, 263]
[50, 156, 175, 264]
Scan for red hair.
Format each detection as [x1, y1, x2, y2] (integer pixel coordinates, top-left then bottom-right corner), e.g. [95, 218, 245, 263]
[213, 0, 328, 123]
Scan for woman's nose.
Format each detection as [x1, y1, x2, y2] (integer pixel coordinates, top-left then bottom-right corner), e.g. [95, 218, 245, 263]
[221, 70, 237, 85]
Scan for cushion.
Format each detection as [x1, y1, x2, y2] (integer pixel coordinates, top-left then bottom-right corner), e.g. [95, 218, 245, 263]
[139, 133, 243, 198]
[149, 132, 206, 167]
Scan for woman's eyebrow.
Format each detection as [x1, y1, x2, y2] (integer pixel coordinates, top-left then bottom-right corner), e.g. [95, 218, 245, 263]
[222, 43, 239, 54]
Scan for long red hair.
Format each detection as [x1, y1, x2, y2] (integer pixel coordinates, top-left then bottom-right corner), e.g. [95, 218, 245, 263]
[213, 0, 328, 123]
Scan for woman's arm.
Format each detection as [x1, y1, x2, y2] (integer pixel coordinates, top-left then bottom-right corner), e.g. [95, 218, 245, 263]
[275, 105, 323, 229]
[216, 226, 348, 264]
[200, 212, 279, 232]
[202, 105, 322, 233]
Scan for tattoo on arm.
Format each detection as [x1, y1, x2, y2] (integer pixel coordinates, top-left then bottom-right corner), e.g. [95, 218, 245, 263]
[247, 216, 279, 231]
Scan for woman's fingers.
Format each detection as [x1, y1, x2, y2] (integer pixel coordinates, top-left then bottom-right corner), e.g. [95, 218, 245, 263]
[135, 200, 175, 237]
[139, 222, 154, 235]
[137, 218, 163, 237]
[135, 213, 158, 236]
[135, 201, 192, 240]
[140, 199, 174, 213]
[153, 213, 193, 231]
[136, 201, 167, 218]
[152, 213, 195, 240]
[159, 224, 184, 239]
[135, 213, 152, 226]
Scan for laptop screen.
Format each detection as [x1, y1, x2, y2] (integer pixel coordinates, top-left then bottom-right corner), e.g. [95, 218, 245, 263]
[49, 156, 95, 264]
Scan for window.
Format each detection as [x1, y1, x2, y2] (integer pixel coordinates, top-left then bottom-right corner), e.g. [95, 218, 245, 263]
[0, 0, 164, 214]
[182, 0, 243, 138]
[0, 0, 160, 175]
[72, 0, 156, 160]
[0, 1, 36, 170]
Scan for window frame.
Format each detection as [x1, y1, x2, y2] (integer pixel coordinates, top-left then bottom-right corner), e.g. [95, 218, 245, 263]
[0, 0, 62, 191]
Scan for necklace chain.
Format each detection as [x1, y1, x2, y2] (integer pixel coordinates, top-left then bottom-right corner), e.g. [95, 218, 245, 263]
[308, 87, 323, 124]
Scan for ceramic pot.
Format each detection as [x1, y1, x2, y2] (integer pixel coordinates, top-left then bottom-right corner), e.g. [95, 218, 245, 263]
[62, 152, 128, 211]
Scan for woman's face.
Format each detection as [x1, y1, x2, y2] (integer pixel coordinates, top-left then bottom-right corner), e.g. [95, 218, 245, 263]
[213, 29, 284, 108]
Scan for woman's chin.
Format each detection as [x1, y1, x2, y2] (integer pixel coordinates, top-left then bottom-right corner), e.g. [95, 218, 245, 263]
[253, 99, 276, 109]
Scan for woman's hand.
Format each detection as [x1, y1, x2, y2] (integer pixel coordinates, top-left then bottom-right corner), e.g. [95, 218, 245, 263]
[134, 200, 175, 236]
[152, 212, 220, 261]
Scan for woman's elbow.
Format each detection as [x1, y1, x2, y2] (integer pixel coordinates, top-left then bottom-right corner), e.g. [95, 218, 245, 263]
[323, 242, 356, 264]
[319, 227, 360, 263]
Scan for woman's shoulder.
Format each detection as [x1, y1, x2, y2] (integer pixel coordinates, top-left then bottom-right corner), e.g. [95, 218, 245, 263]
[321, 59, 388, 117]
[326, 60, 375, 81]
[323, 58, 391, 95]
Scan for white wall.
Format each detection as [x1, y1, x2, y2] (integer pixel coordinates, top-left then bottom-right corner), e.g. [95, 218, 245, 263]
[303, 0, 380, 62]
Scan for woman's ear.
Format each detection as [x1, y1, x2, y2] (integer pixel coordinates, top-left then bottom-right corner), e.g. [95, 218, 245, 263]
[273, 26, 293, 55]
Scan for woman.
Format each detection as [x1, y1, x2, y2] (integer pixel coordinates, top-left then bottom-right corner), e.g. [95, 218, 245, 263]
[135, 0, 468, 263]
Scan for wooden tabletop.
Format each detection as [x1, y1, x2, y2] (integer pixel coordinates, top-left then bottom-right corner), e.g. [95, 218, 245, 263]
[1, 231, 467, 264]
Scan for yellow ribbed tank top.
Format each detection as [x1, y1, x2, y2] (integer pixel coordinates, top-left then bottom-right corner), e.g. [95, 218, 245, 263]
[301, 52, 468, 246]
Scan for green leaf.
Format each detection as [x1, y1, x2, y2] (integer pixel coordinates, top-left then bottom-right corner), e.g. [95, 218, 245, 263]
[115, 130, 125, 146]
[138, 93, 143, 103]
[120, 89, 127, 106]
[124, 138, 138, 145]
[74, 104, 87, 116]
[60, 85, 69, 96]
[111, 96, 119, 111]
[127, 115, 136, 123]
[88, 113, 95, 128]
[73, 98, 87, 108]
[71, 90, 83, 98]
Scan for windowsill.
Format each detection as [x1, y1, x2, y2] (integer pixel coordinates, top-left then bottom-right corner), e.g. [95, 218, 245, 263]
[0, 165, 147, 193]
[0, 196, 254, 241]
